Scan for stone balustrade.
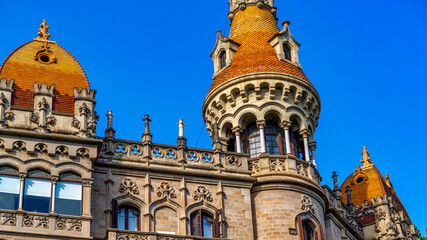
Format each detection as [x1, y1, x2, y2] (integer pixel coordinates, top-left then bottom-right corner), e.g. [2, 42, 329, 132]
[107, 229, 229, 240]
[248, 154, 322, 185]
[100, 139, 250, 175]
[0, 209, 91, 238]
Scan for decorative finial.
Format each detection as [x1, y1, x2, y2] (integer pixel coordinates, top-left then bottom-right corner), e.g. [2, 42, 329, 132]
[143, 115, 151, 135]
[386, 174, 391, 187]
[142, 114, 152, 144]
[332, 171, 339, 191]
[360, 146, 373, 167]
[177, 119, 185, 138]
[35, 20, 51, 41]
[176, 119, 187, 148]
[346, 186, 355, 213]
[106, 110, 114, 130]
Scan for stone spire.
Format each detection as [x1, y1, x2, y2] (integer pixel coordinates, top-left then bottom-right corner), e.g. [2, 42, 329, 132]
[228, 0, 276, 17]
[332, 171, 342, 200]
[360, 146, 373, 167]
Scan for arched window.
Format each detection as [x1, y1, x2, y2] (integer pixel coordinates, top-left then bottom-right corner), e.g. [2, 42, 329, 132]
[265, 121, 286, 155]
[24, 169, 51, 213]
[55, 172, 82, 216]
[302, 221, 314, 240]
[283, 43, 291, 61]
[0, 166, 20, 210]
[241, 123, 262, 158]
[219, 51, 226, 69]
[190, 210, 219, 238]
[117, 205, 140, 231]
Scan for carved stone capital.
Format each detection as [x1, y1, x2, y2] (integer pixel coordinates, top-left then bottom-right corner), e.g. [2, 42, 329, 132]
[280, 120, 292, 130]
[256, 120, 266, 129]
[231, 126, 243, 136]
[309, 141, 317, 150]
[82, 179, 94, 187]
[299, 129, 310, 138]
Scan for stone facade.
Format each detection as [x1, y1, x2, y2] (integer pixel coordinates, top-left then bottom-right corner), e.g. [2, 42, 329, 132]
[0, 1, 420, 240]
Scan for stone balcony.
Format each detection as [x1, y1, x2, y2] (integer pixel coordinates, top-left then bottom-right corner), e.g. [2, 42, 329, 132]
[107, 229, 228, 240]
[248, 154, 322, 187]
[0, 209, 91, 239]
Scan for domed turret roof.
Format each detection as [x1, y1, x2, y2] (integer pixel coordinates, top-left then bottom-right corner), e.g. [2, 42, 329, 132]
[209, 6, 310, 93]
[340, 147, 412, 224]
[0, 21, 90, 113]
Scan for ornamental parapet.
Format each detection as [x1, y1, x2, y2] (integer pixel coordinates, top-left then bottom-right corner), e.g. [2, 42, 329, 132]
[0, 209, 91, 239]
[249, 154, 322, 186]
[107, 229, 230, 240]
[98, 139, 251, 179]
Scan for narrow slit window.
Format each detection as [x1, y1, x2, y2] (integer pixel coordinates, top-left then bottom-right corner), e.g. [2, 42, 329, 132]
[219, 51, 227, 69]
[284, 43, 292, 61]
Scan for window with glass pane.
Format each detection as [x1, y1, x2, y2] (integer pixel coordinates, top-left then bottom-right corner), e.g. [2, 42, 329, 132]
[24, 178, 51, 213]
[55, 181, 82, 216]
[0, 167, 20, 210]
[284, 43, 291, 61]
[244, 123, 262, 158]
[118, 206, 139, 231]
[219, 51, 226, 69]
[191, 210, 218, 237]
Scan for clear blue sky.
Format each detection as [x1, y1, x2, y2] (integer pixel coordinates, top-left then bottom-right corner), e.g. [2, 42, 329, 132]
[1, 0, 426, 234]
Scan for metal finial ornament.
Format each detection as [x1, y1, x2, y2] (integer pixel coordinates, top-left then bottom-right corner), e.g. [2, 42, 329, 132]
[36, 20, 51, 41]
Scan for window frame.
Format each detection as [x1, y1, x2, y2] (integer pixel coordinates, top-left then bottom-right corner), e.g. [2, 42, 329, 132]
[219, 50, 227, 69]
[0, 166, 20, 211]
[190, 209, 219, 238]
[283, 43, 292, 61]
[114, 204, 140, 231]
[55, 172, 83, 216]
[23, 169, 52, 213]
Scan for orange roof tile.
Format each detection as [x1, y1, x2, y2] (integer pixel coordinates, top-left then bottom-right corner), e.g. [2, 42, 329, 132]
[0, 40, 90, 113]
[209, 6, 310, 93]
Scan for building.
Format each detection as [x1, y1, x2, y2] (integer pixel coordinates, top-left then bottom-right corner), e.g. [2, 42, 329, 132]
[0, 0, 421, 239]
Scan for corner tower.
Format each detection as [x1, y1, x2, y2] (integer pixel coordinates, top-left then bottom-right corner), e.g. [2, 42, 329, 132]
[203, 1, 325, 239]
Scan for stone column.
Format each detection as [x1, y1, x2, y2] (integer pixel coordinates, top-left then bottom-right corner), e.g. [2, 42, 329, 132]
[50, 176, 58, 213]
[309, 141, 317, 166]
[300, 130, 310, 162]
[280, 121, 292, 154]
[18, 173, 26, 210]
[257, 120, 266, 153]
[232, 127, 242, 153]
[82, 179, 93, 217]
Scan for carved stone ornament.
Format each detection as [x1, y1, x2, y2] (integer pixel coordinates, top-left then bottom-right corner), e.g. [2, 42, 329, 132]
[157, 182, 176, 199]
[35, 216, 49, 229]
[34, 143, 48, 155]
[376, 208, 386, 220]
[226, 155, 242, 166]
[72, 117, 81, 128]
[55, 145, 69, 157]
[79, 103, 90, 116]
[0, 139, 5, 150]
[1, 213, 16, 225]
[249, 160, 260, 174]
[270, 159, 286, 172]
[297, 163, 308, 177]
[193, 186, 213, 202]
[4, 111, 14, 120]
[23, 215, 34, 227]
[300, 195, 314, 213]
[46, 115, 56, 125]
[56, 218, 82, 231]
[77, 148, 90, 159]
[12, 141, 26, 152]
[117, 234, 148, 240]
[38, 97, 49, 110]
[30, 112, 39, 124]
[119, 178, 140, 195]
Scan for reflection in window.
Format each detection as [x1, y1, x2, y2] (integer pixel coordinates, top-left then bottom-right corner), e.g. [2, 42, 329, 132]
[55, 173, 82, 216]
[0, 166, 20, 210]
[302, 222, 314, 240]
[265, 121, 286, 155]
[191, 210, 218, 237]
[118, 206, 140, 231]
[23, 178, 51, 213]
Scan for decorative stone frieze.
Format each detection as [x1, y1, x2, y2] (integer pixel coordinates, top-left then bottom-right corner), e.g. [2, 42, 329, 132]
[193, 186, 213, 202]
[76, 148, 90, 159]
[157, 182, 176, 199]
[56, 218, 82, 231]
[226, 155, 241, 166]
[12, 141, 26, 152]
[55, 145, 69, 157]
[1, 213, 16, 226]
[296, 163, 308, 177]
[119, 178, 139, 195]
[117, 234, 148, 240]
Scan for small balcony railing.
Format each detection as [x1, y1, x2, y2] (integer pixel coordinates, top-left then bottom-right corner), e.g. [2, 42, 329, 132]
[107, 228, 229, 240]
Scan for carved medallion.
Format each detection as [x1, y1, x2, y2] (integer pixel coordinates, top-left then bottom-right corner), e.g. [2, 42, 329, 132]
[119, 178, 140, 195]
[157, 182, 176, 199]
[300, 195, 314, 213]
[193, 186, 213, 202]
